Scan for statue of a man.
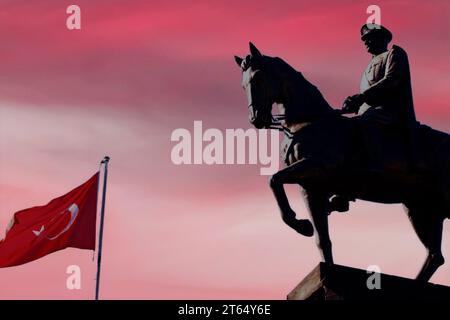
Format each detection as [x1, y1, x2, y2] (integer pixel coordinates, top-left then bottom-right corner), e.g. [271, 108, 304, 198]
[329, 24, 422, 213]
[342, 23, 421, 172]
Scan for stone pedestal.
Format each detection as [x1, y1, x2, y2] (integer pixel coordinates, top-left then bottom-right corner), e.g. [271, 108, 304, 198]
[287, 263, 450, 300]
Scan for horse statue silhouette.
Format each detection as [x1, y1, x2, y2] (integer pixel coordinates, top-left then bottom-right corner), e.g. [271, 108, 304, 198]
[234, 42, 450, 282]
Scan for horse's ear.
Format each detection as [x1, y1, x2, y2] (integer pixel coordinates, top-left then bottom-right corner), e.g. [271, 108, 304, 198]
[234, 55, 243, 67]
[249, 42, 262, 58]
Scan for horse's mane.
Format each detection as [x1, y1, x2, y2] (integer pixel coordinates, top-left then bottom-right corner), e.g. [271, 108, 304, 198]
[264, 55, 332, 122]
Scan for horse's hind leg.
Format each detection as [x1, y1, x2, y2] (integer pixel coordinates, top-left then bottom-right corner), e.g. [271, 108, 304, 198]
[405, 204, 445, 282]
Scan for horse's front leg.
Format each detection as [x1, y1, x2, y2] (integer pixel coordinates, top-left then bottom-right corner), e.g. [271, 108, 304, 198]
[270, 158, 333, 263]
[269, 158, 325, 237]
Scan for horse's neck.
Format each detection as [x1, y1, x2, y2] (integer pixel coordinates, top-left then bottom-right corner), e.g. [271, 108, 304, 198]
[268, 57, 333, 131]
[279, 77, 333, 133]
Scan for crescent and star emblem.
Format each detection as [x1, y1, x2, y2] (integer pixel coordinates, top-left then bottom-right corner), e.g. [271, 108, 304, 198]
[32, 203, 79, 240]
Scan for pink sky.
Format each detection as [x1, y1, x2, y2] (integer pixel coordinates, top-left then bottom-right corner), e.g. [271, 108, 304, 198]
[0, 0, 449, 299]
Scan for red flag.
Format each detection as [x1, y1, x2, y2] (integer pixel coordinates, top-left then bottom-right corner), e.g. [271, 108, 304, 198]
[0, 172, 99, 268]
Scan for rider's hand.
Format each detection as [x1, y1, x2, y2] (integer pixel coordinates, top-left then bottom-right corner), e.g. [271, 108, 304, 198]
[342, 94, 364, 114]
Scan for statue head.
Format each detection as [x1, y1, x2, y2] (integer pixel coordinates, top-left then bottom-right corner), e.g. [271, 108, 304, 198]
[234, 42, 273, 129]
[360, 24, 392, 55]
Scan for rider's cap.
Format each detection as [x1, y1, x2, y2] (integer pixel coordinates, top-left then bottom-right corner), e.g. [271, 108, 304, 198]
[360, 23, 392, 42]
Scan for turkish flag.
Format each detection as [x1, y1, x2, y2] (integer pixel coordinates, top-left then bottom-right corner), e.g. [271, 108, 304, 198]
[0, 172, 99, 268]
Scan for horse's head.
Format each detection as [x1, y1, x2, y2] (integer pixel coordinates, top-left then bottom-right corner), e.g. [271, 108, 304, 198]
[235, 42, 274, 129]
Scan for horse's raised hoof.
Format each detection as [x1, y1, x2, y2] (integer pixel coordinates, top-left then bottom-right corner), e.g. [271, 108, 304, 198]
[293, 219, 314, 237]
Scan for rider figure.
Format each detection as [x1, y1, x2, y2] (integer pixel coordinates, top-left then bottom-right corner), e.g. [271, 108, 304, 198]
[330, 23, 423, 213]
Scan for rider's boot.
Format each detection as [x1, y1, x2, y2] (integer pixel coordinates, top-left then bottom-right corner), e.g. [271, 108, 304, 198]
[328, 195, 350, 214]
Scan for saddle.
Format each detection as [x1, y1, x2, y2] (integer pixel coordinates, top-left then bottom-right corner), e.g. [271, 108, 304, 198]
[352, 120, 413, 172]
[280, 116, 416, 173]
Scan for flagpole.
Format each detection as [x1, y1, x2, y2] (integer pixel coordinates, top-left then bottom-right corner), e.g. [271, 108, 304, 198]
[95, 156, 110, 300]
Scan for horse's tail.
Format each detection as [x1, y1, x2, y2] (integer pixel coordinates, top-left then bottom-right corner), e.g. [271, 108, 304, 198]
[420, 124, 450, 218]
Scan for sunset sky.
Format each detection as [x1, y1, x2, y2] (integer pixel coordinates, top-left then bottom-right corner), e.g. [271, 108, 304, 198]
[0, 0, 449, 299]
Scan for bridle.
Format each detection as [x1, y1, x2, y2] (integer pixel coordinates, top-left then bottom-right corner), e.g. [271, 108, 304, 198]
[247, 102, 293, 138]
[246, 68, 294, 138]
[245, 60, 348, 139]
[249, 102, 348, 139]
[270, 114, 294, 138]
